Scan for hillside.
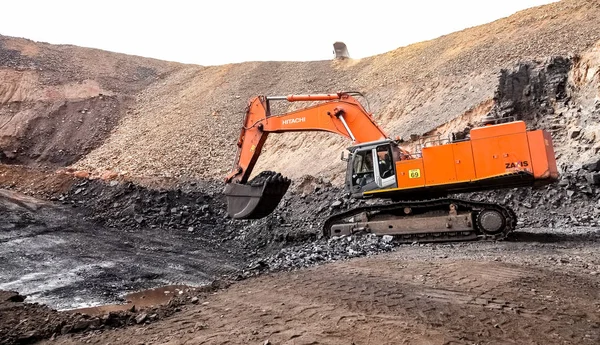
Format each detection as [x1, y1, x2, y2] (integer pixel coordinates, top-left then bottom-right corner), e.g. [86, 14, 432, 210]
[1, 0, 600, 183]
[0, 35, 181, 166]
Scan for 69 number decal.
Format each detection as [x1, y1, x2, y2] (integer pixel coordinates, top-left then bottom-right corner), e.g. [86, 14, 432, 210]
[408, 169, 421, 179]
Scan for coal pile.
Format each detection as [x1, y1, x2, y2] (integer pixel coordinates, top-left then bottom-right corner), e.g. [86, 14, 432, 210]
[54, 168, 600, 273]
[45, 160, 600, 287]
[229, 175, 385, 253]
[52, 175, 368, 260]
[58, 179, 232, 238]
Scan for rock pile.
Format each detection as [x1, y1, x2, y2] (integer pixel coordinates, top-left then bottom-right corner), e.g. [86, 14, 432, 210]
[240, 234, 396, 277]
[56, 162, 599, 275]
[231, 175, 347, 249]
[54, 175, 361, 264]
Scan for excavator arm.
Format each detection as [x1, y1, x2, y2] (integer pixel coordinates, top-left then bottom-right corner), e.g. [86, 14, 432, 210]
[226, 92, 388, 184]
[225, 92, 390, 219]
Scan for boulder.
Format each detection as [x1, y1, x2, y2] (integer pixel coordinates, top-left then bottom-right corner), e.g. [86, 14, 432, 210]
[135, 313, 148, 324]
[585, 172, 600, 185]
[582, 157, 600, 172]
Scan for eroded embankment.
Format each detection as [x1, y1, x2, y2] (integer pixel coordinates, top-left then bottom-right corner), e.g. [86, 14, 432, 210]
[0, 35, 181, 167]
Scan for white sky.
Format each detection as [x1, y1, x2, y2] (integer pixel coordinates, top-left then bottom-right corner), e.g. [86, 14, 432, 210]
[0, 0, 556, 66]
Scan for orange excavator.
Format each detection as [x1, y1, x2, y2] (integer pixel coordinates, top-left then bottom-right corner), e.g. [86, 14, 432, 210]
[225, 92, 558, 242]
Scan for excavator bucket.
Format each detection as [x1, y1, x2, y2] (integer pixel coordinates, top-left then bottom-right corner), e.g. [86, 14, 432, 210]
[333, 42, 350, 59]
[224, 171, 291, 219]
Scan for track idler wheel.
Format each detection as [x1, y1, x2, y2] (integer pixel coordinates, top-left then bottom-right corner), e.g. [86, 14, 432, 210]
[476, 209, 506, 235]
[224, 171, 291, 219]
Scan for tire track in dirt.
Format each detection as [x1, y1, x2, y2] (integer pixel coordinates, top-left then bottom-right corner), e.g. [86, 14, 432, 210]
[48, 253, 600, 345]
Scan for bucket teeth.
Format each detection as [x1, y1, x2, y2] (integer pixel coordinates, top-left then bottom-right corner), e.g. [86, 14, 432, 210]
[224, 171, 291, 219]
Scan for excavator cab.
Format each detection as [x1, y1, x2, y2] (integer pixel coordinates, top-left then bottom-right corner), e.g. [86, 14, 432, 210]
[346, 140, 399, 197]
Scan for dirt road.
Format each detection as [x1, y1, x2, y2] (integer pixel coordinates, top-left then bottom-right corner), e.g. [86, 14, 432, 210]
[46, 228, 600, 345]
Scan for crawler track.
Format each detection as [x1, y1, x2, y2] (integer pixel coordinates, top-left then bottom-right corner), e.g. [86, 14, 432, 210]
[323, 198, 517, 243]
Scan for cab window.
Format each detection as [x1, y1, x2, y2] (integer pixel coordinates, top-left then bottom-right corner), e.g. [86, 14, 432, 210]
[352, 150, 374, 187]
[354, 150, 373, 173]
[376, 145, 393, 178]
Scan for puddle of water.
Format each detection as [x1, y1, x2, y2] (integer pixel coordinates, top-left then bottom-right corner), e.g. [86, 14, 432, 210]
[69, 284, 196, 315]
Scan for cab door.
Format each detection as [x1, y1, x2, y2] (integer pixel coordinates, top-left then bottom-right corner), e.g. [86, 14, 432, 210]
[347, 148, 378, 195]
[374, 144, 396, 189]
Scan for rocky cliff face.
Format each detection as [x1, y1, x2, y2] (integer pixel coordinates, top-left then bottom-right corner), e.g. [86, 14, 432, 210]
[460, 42, 600, 228]
[489, 44, 600, 172]
[490, 56, 572, 122]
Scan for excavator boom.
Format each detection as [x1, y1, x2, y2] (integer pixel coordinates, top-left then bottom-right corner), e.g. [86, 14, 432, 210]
[225, 92, 392, 219]
[226, 92, 388, 184]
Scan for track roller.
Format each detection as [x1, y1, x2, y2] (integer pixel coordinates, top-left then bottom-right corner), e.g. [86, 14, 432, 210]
[476, 209, 506, 235]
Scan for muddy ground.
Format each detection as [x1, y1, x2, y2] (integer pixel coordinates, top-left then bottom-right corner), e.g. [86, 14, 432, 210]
[35, 227, 600, 345]
[0, 188, 240, 310]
